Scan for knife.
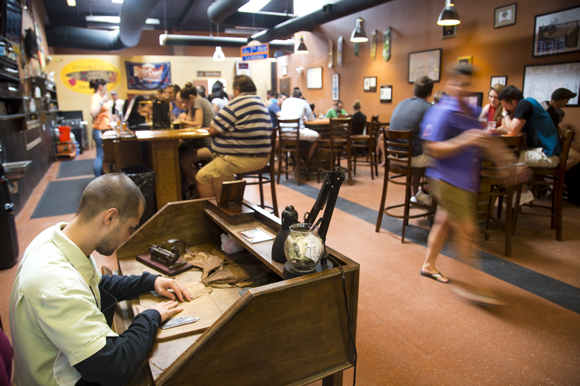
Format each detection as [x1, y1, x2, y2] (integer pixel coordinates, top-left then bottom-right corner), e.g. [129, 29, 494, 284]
[160, 316, 200, 330]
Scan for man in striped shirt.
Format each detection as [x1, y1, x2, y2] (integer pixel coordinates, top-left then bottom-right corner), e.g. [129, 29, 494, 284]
[197, 75, 272, 198]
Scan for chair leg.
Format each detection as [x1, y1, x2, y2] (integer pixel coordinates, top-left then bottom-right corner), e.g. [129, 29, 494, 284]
[512, 184, 522, 235]
[555, 177, 563, 241]
[505, 185, 513, 257]
[258, 174, 265, 208]
[401, 181, 412, 243]
[269, 167, 279, 217]
[317, 147, 321, 183]
[375, 167, 389, 232]
[347, 143, 353, 185]
[277, 146, 282, 184]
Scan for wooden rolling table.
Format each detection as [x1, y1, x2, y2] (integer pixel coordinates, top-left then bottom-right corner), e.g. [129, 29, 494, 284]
[115, 199, 359, 386]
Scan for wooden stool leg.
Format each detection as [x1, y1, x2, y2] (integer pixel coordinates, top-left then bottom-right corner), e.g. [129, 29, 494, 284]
[505, 185, 513, 257]
[555, 177, 563, 240]
[347, 143, 353, 185]
[277, 145, 282, 184]
[376, 166, 389, 232]
[402, 181, 411, 243]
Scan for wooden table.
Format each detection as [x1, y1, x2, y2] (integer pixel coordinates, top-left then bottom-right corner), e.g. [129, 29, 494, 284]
[104, 128, 210, 209]
[305, 118, 331, 138]
[115, 199, 359, 385]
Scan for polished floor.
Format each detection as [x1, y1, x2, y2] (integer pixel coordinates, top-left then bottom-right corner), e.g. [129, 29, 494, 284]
[1, 149, 580, 385]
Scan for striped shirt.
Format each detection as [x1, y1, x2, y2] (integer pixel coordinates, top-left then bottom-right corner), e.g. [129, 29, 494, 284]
[211, 93, 273, 155]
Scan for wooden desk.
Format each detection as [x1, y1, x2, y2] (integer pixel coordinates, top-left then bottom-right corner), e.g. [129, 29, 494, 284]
[115, 199, 359, 385]
[104, 128, 210, 209]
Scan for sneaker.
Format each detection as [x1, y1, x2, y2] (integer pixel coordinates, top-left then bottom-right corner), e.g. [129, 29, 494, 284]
[414, 190, 432, 206]
[410, 196, 419, 204]
[519, 190, 534, 206]
[453, 287, 506, 307]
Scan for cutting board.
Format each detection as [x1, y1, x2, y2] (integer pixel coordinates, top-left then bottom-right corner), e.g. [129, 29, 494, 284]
[133, 281, 222, 341]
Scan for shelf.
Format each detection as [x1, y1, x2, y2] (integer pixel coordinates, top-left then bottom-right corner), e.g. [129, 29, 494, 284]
[0, 113, 25, 121]
[0, 71, 20, 83]
[0, 56, 18, 70]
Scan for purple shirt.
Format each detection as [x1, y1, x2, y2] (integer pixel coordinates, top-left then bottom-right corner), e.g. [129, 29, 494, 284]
[420, 96, 482, 192]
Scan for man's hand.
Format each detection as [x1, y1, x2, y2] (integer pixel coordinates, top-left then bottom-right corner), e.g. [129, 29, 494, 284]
[154, 277, 192, 302]
[136, 301, 183, 323]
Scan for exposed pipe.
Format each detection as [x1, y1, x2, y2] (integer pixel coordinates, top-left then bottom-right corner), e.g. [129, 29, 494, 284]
[207, 0, 251, 25]
[46, 0, 162, 51]
[159, 34, 295, 50]
[251, 0, 392, 43]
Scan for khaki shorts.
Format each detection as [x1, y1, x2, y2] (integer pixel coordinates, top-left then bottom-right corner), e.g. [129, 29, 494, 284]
[431, 179, 475, 226]
[520, 148, 559, 168]
[196, 154, 269, 187]
[411, 154, 433, 168]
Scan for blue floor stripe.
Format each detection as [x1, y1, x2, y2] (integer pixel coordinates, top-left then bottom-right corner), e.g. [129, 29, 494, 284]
[279, 178, 580, 315]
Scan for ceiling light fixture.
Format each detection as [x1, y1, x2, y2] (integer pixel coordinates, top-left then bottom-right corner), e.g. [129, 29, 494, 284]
[239, 0, 272, 13]
[145, 18, 160, 25]
[67, 0, 76, 6]
[85, 15, 160, 24]
[437, 0, 460, 26]
[111, 0, 123, 3]
[296, 36, 308, 54]
[213, 46, 225, 61]
[350, 18, 368, 43]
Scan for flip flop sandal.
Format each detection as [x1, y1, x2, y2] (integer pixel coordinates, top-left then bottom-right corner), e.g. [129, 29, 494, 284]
[420, 270, 450, 283]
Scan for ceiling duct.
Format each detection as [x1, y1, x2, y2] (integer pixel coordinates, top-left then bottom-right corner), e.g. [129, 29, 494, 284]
[46, 0, 161, 51]
[207, 0, 294, 29]
[159, 34, 295, 50]
[250, 0, 392, 43]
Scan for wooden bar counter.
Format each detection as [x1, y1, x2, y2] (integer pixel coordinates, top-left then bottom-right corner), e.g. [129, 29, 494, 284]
[115, 199, 359, 386]
[103, 128, 210, 209]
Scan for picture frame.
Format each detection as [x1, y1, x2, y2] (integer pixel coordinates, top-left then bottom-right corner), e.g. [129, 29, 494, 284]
[490, 76, 507, 87]
[462, 92, 484, 109]
[408, 48, 442, 83]
[380, 85, 392, 103]
[494, 3, 517, 29]
[363, 76, 377, 92]
[523, 62, 580, 106]
[457, 56, 473, 66]
[281, 65, 288, 76]
[533, 6, 580, 57]
[332, 73, 339, 101]
[306, 67, 323, 89]
[442, 25, 457, 39]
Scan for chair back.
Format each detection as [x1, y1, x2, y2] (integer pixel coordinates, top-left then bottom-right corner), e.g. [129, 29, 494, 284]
[329, 117, 352, 142]
[369, 115, 381, 144]
[277, 118, 300, 142]
[557, 129, 575, 174]
[338, 114, 351, 118]
[382, 127, 413, 173]
[500, 134, 526, 159]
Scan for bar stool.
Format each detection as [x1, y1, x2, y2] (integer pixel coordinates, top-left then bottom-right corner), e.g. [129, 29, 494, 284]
[518, 129, 575, 241]
[350, 114, 379, 179]
[236, 128, 279, 217]
[277, 118, 309, 186]
[375, 127, 434, 242]
[317, 117, 353, 185]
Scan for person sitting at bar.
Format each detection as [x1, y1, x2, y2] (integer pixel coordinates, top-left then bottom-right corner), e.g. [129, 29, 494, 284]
[177, 86, 215, 198]
[196, 75, 272, 198]
[433, 90, 448, 104]
[279, 88, 321, 165]
[267, 92, 287, 126]
[542, 88, 576, 130]
[209, 81, 229, 113]
[164, 84, 185, 121]
[9, 174, 192, 386]
[479, 83, 506, 129]
[351, 100, 367, 135]
[325, 100, 347, 118]
[196, 84, 208, 100]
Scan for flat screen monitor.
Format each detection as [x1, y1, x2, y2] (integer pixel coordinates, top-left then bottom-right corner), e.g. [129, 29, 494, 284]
[5, 0, 22, 45]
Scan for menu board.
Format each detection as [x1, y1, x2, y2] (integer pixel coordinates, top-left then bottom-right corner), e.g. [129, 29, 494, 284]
[523, 62, 580, 106]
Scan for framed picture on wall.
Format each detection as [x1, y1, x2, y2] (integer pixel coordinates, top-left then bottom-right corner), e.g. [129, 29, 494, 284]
[533, 6, 580, 57]
[306, 67, 323, 89]
[442, 25, 457, 39]
[523, 62, 580, 106]
[380, 85, 392, 103]
[490, 76, 507, 87]
[363, 76, 377, 92]
[494, 3, 517, 28]
[332, 73, 339, 100]
[457, 56, 473, 66]
[462, 92, 484, 108]
[408, 49, 441, 83]
[281, 66, 288, 76]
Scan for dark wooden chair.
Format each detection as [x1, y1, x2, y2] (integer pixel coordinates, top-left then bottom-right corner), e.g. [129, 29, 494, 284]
[375, 127, 434, 242]
[518, 129, 575, 241]
[477, 134, 526, 257]
[317, 117, 353, 185]
[236, 128, 279, 217]
[350, 114, 379, 180]
[277, 118, 308, 186]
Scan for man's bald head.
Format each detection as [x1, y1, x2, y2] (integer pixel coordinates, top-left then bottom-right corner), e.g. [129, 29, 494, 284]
[75, 174, 145, 224]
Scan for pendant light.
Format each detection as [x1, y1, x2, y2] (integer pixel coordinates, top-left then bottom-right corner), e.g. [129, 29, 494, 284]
[213, 24, 226, 61]
[350, 18, 368, 43]
[296, 36, 308, 54]
[437, 0, 460, 26]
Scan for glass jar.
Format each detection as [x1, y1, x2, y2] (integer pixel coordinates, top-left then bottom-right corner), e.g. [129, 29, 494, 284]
[284, 223, 324, 273]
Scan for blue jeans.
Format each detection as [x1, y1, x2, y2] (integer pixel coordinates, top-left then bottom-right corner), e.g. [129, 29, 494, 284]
[93, 129, 103, 177]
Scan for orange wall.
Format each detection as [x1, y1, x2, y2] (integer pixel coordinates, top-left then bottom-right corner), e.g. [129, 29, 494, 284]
[277, 0, 580, 135]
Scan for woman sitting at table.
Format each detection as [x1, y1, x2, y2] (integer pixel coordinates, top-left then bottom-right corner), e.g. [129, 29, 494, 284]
[177, 86, 215, 198]
[209, 81, 229, 113]
[479, 83, 506, 130]
[351, 100, 367, 135]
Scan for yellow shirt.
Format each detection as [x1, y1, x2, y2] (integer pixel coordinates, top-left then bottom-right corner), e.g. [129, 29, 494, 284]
[9, 223, 118, 386]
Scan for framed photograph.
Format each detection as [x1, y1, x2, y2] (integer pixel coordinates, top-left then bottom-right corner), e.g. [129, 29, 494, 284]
[458, 56, 473, 66]
[491, 76, 507, 87]
[442, 25, 457, 39]
[533, 6, 580, 57]
[380, 85, 392, 103]
[281, 65, 288, 76]
[523, 62, 580, 106]
[495, 3, 517, 28]
[306, 67, 322, 89]
[363, 76, 377, 92]
[408, 48, 442, 83]
[462, 92, 484, 109]
[332, 73, 339, 101]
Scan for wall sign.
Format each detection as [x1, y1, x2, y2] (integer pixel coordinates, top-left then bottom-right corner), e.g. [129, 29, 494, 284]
[60, 58, 121, 95]
[197, 71, 222, 77]
[380, 85, 392, 103]
[125, 61, 171, 90]
[332, 73, 339, 100]
[236, 61, 251, 76]
[241, 43, 269, 61]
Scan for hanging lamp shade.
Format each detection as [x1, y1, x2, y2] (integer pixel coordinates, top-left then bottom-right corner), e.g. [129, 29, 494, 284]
[296, 36, 308, 54]
[350, 18, 368, 43]
[213, 46, 225, 61]
[437, 0, 460, 26]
